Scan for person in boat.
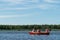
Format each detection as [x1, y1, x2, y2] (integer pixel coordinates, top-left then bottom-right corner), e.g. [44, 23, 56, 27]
[37, 29, 40, 32]
[45, 29, 49, 32]
[32, 29, 35, 32]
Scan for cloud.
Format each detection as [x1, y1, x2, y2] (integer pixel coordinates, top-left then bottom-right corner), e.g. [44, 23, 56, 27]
[0, 4, 53, 10]
[0, 0, 25, 4]
[44, 0, 60, 3]
[38, 5, 48, 9]
[0, 14, 31, 18]
[0, 8, 28, 10]
[0, 0, 59, 11]
[0, 0, 39, 4]
[0, 0, 39, 10]
[38, 4, 53, 9]
[31, 0, 39, 3]
[0, 6, 37, 10]
[0, 13, 38, 19]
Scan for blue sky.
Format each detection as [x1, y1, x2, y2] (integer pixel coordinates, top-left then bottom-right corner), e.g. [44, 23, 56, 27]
[0, 0, 60, 25]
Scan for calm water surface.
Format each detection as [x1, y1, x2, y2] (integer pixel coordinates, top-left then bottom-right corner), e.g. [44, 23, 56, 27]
[0, 31, 60, 40]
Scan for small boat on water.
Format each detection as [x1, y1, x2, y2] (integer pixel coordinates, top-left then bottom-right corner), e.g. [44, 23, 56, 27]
[29, 32, 49, 35]
[29, 29, 49, 35]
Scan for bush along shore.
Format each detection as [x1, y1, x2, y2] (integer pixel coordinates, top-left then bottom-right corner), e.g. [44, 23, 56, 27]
[0, 24, 60, 31]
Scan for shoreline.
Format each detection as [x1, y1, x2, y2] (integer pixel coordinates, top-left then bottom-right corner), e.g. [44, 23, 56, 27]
[0, 29, 60, 31]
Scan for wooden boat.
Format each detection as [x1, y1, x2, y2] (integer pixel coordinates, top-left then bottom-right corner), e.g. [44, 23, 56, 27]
[29, 32, 49, 35]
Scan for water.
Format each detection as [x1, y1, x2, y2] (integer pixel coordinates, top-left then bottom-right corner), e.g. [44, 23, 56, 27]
[0, 31, 60, 40]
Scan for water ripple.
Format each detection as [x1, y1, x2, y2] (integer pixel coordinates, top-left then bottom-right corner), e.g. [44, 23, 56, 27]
[0, 31, 60, 40]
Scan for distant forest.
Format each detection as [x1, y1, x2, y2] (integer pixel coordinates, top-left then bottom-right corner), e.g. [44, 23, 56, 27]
[0, 25, 60, 31]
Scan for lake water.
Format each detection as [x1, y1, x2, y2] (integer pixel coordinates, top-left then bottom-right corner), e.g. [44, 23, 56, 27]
[0, 31, 60, 40]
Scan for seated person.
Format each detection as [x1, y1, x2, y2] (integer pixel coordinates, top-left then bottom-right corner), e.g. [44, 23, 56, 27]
[45, 29, 49, 32]
[32, 29, 35, 32]
[37, 29, 40, 32]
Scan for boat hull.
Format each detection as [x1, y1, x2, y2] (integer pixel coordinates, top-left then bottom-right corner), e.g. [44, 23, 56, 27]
[29, 32, 49, 35]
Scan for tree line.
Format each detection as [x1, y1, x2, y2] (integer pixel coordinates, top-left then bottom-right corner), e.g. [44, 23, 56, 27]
[0, 24, 60, 31]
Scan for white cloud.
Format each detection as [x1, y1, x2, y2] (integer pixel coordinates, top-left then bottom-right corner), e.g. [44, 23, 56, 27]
[0, 0, 39, 4]
[0, 14, 31, 18]
[0, 0, 59, 10]
[31, 0, 39, 3]
[0, 4, 53, 10]
[44, 0, 60, 3]
[0, 13, 38, 19]
[38, 4, 53, 9]
[38, 5, 48, 9]
[0, 6, 37, 10]
[0, 0, 40, 10]
[0, 8, 27, 10]
[0, 0, 25, 4]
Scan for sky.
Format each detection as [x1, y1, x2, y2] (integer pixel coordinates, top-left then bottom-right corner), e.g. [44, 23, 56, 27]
[0, 0, 60, 25]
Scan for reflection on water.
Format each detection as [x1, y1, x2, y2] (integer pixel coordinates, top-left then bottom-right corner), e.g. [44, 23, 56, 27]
[0, 31, 60, 40]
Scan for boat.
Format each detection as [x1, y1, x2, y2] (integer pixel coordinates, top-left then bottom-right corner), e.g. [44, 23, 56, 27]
[29, 32, 49, 35]
[29, 29, 49, 35]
